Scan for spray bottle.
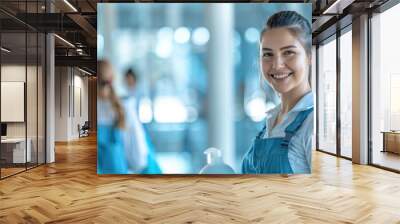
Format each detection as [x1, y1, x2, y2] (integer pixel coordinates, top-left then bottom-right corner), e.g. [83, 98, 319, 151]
[199, 147, 235, 174]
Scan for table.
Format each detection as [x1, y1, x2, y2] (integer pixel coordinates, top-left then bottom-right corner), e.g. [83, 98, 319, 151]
[381, 131, 400, 154]
[1, 138, 31, 163]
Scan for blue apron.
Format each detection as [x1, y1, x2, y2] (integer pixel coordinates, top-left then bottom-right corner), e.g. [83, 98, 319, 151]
[242, 108, 313, 174]
[97, 124, 129, 174]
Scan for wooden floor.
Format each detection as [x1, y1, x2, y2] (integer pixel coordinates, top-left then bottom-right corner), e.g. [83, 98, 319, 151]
[1, 167, 26, 178]
[1, 163, 44, 178]
[1, 135, 400, 223]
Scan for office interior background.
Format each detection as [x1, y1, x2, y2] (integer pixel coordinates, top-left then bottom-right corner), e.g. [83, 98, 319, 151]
[0, 0, 400, 222]
[1, 0, 399, 178]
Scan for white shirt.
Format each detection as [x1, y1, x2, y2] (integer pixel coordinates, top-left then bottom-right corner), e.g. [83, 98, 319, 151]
[122, 97, 149, 173]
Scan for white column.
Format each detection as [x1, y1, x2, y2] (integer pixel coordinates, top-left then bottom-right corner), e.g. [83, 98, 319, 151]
[45, 0, 56, 163]
[206, 4, 235, 170]
[352, 14, 369, 164]
[46, 29, 55, 163]
[312, 45, 317, 150]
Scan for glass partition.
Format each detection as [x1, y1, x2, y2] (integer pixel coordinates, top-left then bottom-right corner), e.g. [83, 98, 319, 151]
[1, 30, 28, 177]
[317, 36, 337, 155]
[27, 30, 38, 169]
[371, 4, 400, 171]
[0, 1, 46, 179]
[339, 28, 352, 158]
[38, 32, 45, 165]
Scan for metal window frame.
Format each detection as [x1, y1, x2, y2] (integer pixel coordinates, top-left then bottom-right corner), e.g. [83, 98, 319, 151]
[368, 1, 400, 173]
[315, 22, 353, 162]
[316, 0, 400, 173]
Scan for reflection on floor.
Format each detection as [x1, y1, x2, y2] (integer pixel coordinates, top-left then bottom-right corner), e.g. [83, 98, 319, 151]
[0, 167, 25, 177]
[0, 161, 43, 178]
[373, 150, 400, 171]
[0, 162, 43, 178]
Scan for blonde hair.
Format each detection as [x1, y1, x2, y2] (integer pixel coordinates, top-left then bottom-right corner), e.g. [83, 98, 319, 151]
[98, 60, 125, 129]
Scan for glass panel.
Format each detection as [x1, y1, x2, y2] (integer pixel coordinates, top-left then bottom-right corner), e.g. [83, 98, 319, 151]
[26, 0, 39, 170]
[27, 31, 38, 169]
[38, 32, 45, 165]
[371, 4, 400, 171]
[318, 37, 337, 154]
[0, 1, 46, 178]
[340, 29, 352, 158]
[1, 30, 27, 177]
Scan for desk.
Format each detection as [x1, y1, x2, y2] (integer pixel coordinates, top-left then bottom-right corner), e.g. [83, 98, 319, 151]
[1, 138, 31, 163]
[381, 131, 400, 154]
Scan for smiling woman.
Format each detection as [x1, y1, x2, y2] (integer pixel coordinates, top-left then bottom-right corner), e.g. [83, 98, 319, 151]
[241, 11, 314, 174]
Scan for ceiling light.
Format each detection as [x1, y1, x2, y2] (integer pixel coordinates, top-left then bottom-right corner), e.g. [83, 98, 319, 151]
[78, 67, 92, 76]
[54, 34, 75, 48]
[1, 47, 11, 53]
[63, 0, 78, 12]
[322, 0, 354, 15]
[323, 0, 341, 14]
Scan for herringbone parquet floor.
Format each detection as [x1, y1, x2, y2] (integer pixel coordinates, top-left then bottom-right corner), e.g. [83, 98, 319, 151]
[1, 135, 400, 223]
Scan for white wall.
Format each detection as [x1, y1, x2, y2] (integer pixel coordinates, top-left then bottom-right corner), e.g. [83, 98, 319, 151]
[1, 65, 37, 138]
[55, 67, 89, 141]
[71, 72, 89, 138]
[1, 66, 25, 130]
[55, 66, 69, 141]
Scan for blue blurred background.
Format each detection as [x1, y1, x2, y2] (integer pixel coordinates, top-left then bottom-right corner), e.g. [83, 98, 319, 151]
[97, 3, 311, 174]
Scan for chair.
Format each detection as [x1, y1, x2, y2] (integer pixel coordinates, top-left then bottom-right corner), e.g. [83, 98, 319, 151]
[78, 121, 90, 138]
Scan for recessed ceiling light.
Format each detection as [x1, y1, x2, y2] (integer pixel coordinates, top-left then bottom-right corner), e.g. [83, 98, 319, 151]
[63, 0, 78, 12]
[1, 47, 11, 53]
[322, 0, 353, 15]
[54, 34, 75, 48]
[78, 67, 92, 76]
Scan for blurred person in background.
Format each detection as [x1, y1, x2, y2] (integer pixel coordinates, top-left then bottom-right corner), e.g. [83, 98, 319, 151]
[123, 69, 161, 174]
[242, 11, 314, 174]
[97, 60, 129, 174]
